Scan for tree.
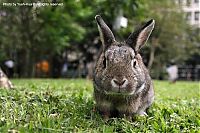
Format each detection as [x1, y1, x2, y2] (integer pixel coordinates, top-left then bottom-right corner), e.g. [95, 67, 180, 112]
[132, 0, 198, 78]
[0, 0, 197, 78]
[0, 0, 87, 77]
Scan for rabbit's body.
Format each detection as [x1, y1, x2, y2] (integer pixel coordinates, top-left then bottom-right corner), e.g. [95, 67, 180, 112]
[93, 15, 155, 118]
[0, 68, 13, 89]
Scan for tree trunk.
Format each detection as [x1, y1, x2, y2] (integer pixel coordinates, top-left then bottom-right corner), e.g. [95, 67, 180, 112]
[148, 38, 159, 69]
[25, 49, 30, 77]
[148, 45, 155, 69]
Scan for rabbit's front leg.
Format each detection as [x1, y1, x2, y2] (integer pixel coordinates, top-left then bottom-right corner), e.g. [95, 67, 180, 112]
[96, 101, 112, 120]
[137, 111, 148, 116]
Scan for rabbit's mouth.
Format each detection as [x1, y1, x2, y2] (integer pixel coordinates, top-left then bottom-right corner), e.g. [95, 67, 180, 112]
[103, 90, 134, 96]
[104, 85, 136, 96]
[104, 91, 132, 96]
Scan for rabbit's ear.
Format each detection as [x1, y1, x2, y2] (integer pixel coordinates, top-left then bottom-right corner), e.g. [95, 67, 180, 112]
[126, 19, 155, 52]
[95, 15, 115, 50]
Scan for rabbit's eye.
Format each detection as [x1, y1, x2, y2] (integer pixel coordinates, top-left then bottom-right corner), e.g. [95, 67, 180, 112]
[132, 59, 137, 68]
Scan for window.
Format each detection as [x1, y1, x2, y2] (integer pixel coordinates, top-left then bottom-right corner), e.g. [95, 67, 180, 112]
[194, 0, 199, 4]
[186, 12, 192, 21]
[178, 0, 182, 5]
[186, 0, 191, 6]
[194, 11, 200, 21]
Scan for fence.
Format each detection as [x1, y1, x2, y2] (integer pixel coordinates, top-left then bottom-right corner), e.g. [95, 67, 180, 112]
[178, 65, 200, 81]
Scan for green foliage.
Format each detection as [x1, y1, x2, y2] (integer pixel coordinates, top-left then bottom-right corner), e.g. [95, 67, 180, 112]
[132, 0, 199, 78]
[0, 0, 199, 77]
[0, 0, 139, 53]
[0, 79, 199, 132]
[0, 0, 88, 55]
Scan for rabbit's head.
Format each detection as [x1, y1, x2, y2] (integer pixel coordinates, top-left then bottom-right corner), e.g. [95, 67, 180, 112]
[94, 15, 155, 95]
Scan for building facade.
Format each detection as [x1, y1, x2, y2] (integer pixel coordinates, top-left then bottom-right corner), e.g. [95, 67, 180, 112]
[177, 0, 200, 27]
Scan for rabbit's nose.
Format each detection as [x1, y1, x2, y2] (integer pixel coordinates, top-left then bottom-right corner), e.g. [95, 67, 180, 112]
[111, 78, 128, 87]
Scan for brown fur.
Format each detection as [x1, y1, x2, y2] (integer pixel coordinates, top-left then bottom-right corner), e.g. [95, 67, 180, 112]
[93, 15, 155, 119]
[0, 68, 13, 89]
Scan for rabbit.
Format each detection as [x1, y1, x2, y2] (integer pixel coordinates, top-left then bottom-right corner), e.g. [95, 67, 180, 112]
[93, 15, 155, 119]
[0, 68, 14, 89]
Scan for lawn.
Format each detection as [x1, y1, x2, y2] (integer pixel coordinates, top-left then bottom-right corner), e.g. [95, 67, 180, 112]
[0, 79, 199, 132]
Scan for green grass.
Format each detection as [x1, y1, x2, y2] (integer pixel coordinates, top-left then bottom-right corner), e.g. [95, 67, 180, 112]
[0, 79, 199, 132]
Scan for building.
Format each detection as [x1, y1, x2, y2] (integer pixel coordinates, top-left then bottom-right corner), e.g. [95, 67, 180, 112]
[177, 0, 200, 27]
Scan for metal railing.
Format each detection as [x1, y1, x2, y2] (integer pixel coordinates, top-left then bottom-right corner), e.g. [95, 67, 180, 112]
[178, 65, 200, 81]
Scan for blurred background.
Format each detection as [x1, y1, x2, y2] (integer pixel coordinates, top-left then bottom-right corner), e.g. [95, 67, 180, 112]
[0, 0, 199, 80]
